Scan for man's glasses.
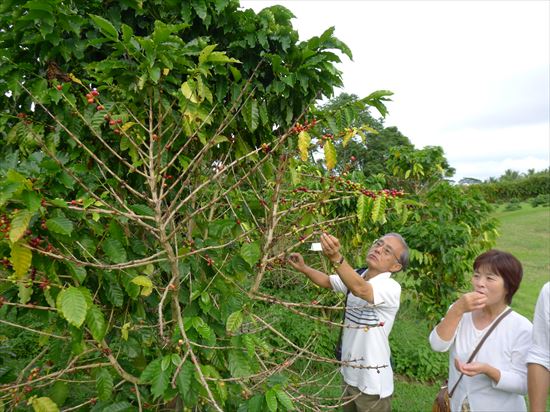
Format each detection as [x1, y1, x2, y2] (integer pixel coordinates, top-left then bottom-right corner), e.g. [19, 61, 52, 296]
[370, 238, 401, 264]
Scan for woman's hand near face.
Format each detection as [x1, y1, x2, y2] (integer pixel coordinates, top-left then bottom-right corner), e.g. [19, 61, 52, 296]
[456, 291, 488, 314]
[433, 291, 488, 341]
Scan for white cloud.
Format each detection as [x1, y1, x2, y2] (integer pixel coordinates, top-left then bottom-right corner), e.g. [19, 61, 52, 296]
[240, 0, 550, 181]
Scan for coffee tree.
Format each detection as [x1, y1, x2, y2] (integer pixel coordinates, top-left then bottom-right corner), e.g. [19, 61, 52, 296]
[0, 1, 406, 410]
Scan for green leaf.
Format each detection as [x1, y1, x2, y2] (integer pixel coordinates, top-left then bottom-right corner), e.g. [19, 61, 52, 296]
[105, 280, 124, 307]
[0, 181, 22, 207]
[371, 195, 387, 224]
[357, 195, 372, 225]
[161, 354, 172, 371]
[67, 262, 87, 284]
[248, 395, 265, 412]
[228, 350, 252, 378]
[128, 204, 155, 217]
[229, 66, 241, 81]
[131, 275, 153, 296]
[274, 388, 295, 410]
[176, 361, 194, 396]
[207, 51, 240, 64]
[192, 317, 215, 343]
[151, 368, 170, 399]
[242, 99, 259, 132]
[103, 238, 127, 263]
[22, 191, 42, 212]
[9, 210, 33, 243]
[30, 397, 59, 412]
[18, 281, 33, 304]
[226, 310, 243, 333]
[48, 381, 68, 407]
[242, 334, 256, 357]
[45, 216, 73, 235]
[198, 44, 218, 64]
[100, 402, 133, 412]
[89, 14, 118, 40]
[10, 241, 32, 279]
[49, 198, 68, 208]
[118, 322, 130, 341]
[298, 130, 311, 161]
[149, 67, 161, 83]
[265, 389, 278, 412]
[240, 241, 261, 267]
[140, 358, 162, 383]
[324, 139, 337, 171]
[57, 287, 88, 327]
[86, 304, 107, 341]
[96, 368, 114, 401]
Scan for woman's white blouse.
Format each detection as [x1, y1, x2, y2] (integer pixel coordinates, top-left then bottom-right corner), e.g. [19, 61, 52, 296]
[429, 309, 532, 412]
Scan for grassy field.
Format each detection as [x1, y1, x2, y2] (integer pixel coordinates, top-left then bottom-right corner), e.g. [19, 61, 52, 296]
[391, 202, 550, 412]
[493, 203, 550, 319]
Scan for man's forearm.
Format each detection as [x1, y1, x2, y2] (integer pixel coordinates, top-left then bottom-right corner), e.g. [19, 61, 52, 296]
[528, 363, 550, 412]
[333, 259, 373, 303]
[300, 266, 332, 289]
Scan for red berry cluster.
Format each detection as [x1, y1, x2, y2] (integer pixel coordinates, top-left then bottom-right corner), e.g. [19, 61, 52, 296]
[261, 143, 271, 154]
[378, 189, 404, 198]
[82, 88, 104, 110]
[28, 236, 43, 248]
[204, 254, 213, 266]
[0, 214, 11, 239]
[1, 258, 10, 269]
[290, 118, 317, 134]
[85, 88, 100, 104]
[38, 277, 50, 290]
[328, 176, 405, 199]
[15, 112, 32, 125]
[103, 114, 122, 135]
[315, 133, 334, 148]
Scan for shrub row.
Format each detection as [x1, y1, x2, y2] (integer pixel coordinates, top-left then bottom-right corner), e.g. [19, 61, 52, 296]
[468, 173, 550, 203]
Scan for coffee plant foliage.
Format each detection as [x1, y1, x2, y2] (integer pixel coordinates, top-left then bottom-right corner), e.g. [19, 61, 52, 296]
[385, 146, 499, 321]
[0, 1, 405, 410]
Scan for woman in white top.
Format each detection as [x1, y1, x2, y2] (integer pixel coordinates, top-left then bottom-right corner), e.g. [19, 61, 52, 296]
[429, 249, 533, 412]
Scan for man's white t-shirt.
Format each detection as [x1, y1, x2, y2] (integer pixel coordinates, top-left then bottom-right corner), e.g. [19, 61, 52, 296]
[526, 281, 550, 370]
[329, 271, 401, 398]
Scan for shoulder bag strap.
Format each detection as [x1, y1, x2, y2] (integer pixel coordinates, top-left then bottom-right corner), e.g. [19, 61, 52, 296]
[448, 307, 512, 398]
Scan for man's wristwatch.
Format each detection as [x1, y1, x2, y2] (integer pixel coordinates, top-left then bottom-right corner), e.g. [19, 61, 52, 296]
[332, 255, 345, 269]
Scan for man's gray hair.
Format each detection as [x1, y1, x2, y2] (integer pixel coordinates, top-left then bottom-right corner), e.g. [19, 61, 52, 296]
[384, 232, 409, 272]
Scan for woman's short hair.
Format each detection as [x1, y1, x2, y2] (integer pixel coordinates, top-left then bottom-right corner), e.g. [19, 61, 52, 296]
[473, 249, 523, 304]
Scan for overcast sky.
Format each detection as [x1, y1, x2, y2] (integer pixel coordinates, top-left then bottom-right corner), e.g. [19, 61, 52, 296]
[240, 0, 550, 182]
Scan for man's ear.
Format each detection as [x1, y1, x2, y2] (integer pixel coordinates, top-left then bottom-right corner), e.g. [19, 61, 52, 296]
[389, 261, 402, 273]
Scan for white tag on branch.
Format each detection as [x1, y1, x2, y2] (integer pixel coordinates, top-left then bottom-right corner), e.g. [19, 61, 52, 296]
[310, 242, 322, 251]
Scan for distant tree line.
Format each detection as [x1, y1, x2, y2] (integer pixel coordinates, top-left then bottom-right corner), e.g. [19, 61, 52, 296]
[462, 169, 550, 203]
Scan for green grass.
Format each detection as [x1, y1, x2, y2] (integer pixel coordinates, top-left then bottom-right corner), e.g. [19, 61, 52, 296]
[493, 203, 550, 319]
[393, 379, 440, 412]
[392, 202, 550, 411]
